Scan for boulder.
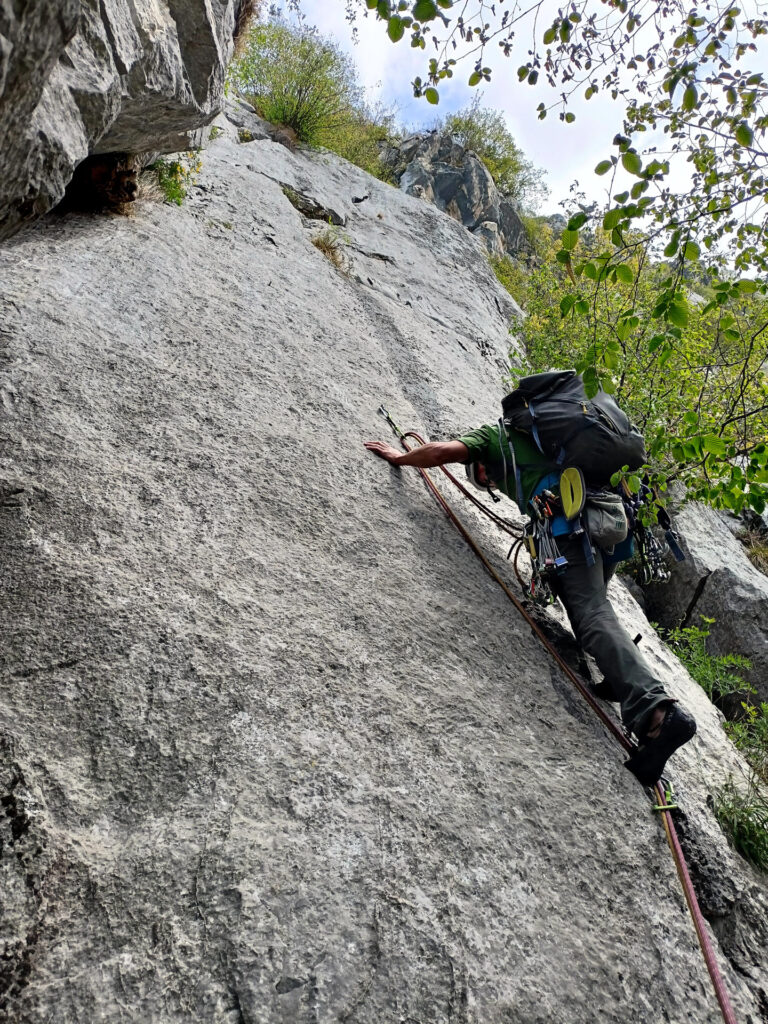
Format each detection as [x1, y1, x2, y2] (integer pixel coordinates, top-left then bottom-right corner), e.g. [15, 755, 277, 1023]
[644, 502, 768, 702]
[0, 0, 244, 240]
[384, 131, 530, 257]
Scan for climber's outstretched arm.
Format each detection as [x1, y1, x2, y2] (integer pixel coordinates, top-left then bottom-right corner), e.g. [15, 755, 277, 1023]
[364, 439, 469, 469]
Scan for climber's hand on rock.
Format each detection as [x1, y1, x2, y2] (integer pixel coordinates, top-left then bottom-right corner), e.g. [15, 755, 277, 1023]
[364, 441, 403, 465]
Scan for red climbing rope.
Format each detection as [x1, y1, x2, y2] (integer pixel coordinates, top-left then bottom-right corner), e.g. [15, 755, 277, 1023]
[395, 427, 739, 1024]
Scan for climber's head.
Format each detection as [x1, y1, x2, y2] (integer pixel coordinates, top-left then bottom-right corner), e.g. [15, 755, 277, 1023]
[465, 461, 496, 491]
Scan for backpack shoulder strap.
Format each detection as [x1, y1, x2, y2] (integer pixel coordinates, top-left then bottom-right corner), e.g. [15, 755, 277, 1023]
[497, 419, 525, 513]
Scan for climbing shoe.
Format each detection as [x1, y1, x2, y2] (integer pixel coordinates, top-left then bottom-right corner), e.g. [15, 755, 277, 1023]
[624, 703, 697, 787]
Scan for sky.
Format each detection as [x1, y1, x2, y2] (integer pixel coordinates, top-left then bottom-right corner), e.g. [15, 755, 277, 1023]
[305, 0, 665, 216]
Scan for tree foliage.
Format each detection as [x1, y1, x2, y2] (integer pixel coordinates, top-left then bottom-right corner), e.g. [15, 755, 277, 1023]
[435, 96, 548, 208]
[494, 224, 768, 513]
[229, 20, 401, 177]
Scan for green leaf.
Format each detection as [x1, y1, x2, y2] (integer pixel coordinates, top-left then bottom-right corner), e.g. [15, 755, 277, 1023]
[582, 372, 599, 399]
[658, 345, 674, 368]
[561, 229, 578, 251]
[583, 263, 597, 280]
[575, 299, 590, 315]
[628, 475, 642, 493]
[560, 295, 575, 317]
[603, 209, 622, 230]
[735, 122, 754, 147]
[377, 0, 390, 16]
[621, 151, 642, 176]
[412, 0, 438, 20]
[424, 87, 439, 104]
[567, 212, 587, 231]
[543, 25, 557, 44]
[738, 278, 757, 293]
[565, 112, 576, 124]
[703, 434, 727, 456]
[517, 66, 529, 82]
[663, 233, 684, 258]
[615, 264, 634, 284]
[683, 240, 700, 260]
[387, 15, 405, 40]
[555, 249, 571, 264]
[468, 70, 482, 86]
[595, 160, 613, 176]
[682, 84, 698, 111]
[668, 301, 689, 328]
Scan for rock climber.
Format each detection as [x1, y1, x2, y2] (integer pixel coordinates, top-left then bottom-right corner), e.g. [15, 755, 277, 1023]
[364, 423, 696, 787]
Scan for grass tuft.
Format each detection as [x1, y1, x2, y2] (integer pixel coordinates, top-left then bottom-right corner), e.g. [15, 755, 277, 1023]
[311, 225, 349, 273]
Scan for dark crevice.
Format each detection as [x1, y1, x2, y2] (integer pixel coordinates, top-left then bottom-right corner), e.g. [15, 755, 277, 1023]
[680, 570, 712, 628]
[0, 753, 47, 1017]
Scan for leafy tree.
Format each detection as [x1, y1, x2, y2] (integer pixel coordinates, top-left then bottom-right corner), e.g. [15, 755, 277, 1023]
[493, 224, 768, 513]
[346, 0, 768, 377]
[435, 96, 548, 209]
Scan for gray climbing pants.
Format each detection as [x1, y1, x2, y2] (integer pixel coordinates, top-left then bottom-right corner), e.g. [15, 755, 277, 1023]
[551, 535, 670, 736]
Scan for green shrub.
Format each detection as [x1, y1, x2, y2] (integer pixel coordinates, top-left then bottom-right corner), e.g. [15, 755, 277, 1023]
[228, 20, 401, 180]
[489, 253, 528, 308]
[660, 617, 768, 870]
[153, 153, 202, 205]
[715, 777, 768, 871]
[660, 619, 752, 708]
[326, 101, 400, 181]
[726, 701, 768, 786]
[436, 96, 548, 210]
[229, 21, 362, 146]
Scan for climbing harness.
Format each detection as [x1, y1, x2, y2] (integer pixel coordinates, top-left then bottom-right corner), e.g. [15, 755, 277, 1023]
[377, 408, 739, 1024]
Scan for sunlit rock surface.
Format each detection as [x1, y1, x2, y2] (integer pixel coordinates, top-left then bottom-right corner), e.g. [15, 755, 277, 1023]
[0, 106, 766, 1022]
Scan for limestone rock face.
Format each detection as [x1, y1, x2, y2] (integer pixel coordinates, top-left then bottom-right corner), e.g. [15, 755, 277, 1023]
[0, 110, 767, 1022]
[645, 503, 768, 702]
[0, 0, 241, 240]
[385, 132, 530, 257]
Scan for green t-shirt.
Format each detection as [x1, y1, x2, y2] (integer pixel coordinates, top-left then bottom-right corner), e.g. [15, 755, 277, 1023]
[459, 422, 552, 510]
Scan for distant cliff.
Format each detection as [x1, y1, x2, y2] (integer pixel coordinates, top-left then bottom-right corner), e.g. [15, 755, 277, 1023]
[382, 131, 530, 258]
